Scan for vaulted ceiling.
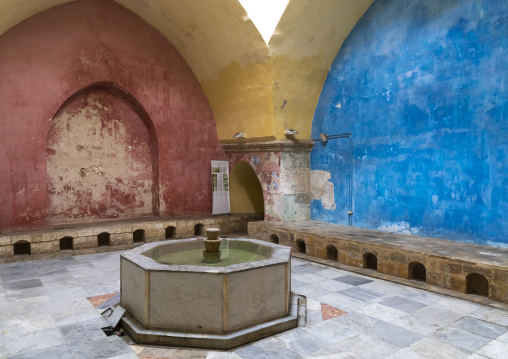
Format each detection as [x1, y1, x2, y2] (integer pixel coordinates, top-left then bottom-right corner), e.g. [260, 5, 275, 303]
[1, 0, 374, 139]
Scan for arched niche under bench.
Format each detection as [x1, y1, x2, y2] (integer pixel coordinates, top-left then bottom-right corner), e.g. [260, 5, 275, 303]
[466, 273, 489, 298]
[363, 252, 378, 271]
[97, 232, 111, 247]
[13, 240, 31, 256]
[165, 226, 176, 239]
[59, 236, 73, 251]
[194, 223, 204, 237]
[296, 239, 306, 254]
[133, 229, 145, 243]
[326, 245, 339, 261]
[408, 261, 426, 282]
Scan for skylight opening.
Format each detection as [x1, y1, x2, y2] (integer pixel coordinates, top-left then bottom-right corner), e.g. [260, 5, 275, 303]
[238, 0, 290, 44]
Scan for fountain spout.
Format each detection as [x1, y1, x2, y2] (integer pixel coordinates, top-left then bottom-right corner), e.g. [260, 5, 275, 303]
[203, 228, 221, 263]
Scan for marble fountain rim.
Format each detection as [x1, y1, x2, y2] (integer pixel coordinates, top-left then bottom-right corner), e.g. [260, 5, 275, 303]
[120, 237, 291, 274]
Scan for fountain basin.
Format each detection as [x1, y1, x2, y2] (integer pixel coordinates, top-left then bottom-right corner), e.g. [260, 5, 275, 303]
[119, 238, 295, 349]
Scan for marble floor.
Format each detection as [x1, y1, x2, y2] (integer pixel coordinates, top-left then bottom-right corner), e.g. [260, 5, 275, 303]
[0, 245, 507, 358]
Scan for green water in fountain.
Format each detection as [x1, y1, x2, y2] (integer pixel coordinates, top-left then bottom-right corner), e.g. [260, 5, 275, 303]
[155, 248, 269, 267]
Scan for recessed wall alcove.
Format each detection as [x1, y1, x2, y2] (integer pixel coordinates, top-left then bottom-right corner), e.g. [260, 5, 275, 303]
[46, 82, 159, 224]
[230, 160, 265, 215]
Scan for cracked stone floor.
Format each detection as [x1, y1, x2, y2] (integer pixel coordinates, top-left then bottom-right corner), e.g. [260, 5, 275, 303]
[0, 241, 507, 358]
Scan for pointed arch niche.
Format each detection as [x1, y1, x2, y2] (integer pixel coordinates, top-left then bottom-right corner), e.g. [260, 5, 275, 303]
[229, 160, 264, 215]
[46, 82, 159, 224]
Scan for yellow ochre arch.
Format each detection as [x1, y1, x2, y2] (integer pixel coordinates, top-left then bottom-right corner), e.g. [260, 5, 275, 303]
[230, 160, 264, 214]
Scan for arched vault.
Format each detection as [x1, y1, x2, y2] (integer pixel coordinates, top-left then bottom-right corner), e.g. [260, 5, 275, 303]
[0, 0, 374, 140]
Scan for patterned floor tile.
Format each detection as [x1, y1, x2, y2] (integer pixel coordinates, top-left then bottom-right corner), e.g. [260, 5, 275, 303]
[434, 297, 483, 316]
[1, 246, 508, 359]
[292, 273, 328, 284]
[313, 268, 349, 279]
[451, 317, 507, 340]
[88, 292, 120, 307]
[309, 333, 400, 359]
[390, 313, 441, 335]
[469, 306, 508, 327]
[3, 279, 43, 291]
[292, 265, 326, 275]
[357, 303, 407, 322]
[7, 344, 72, 359]
[399, 289, 445, 305]
[294, 284, 332, 298]
[291, 279, 307, 289]
[333, 275, 373, 286]
[378, 296, 427, 313]
[411, 306, 464, 328]
[385, 349, 424, 359]
[339, 287, 383, 302]
[434, 327, 492, 352]
[475, 340, 508, 359]
[332, 311, 384, 332]
[321, 303, 347, 320]
[497, 331, 508, 344]
[316, 292, 369, 312]
[277, 328, 334, 356]
[312, 279, 353, 292]
[367, 321, 425, 348]
[406, 337, 470, 359]
[3, 327, 64, 357]
[301, 319, 359, 345]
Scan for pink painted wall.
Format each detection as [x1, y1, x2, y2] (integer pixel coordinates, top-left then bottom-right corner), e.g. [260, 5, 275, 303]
[0, 0, 226, 230]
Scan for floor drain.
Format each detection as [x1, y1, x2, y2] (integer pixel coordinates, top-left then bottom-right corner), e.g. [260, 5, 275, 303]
[102, 326, 116, 336]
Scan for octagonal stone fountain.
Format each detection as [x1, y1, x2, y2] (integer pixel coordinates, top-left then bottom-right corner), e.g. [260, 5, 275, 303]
[119, 229, 296, 349]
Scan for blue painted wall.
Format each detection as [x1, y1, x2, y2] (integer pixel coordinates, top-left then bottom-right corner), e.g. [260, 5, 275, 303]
[311, 0, 508, 247]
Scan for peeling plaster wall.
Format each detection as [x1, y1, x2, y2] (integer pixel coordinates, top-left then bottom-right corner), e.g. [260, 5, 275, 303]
[310, 170, 335, 211]
[228, 150, 311, 222]
[280, 152, 310, 222]
[311, 0, 508, 247]
[0, 0, 225, 230]
[47, 90, 153, 223]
